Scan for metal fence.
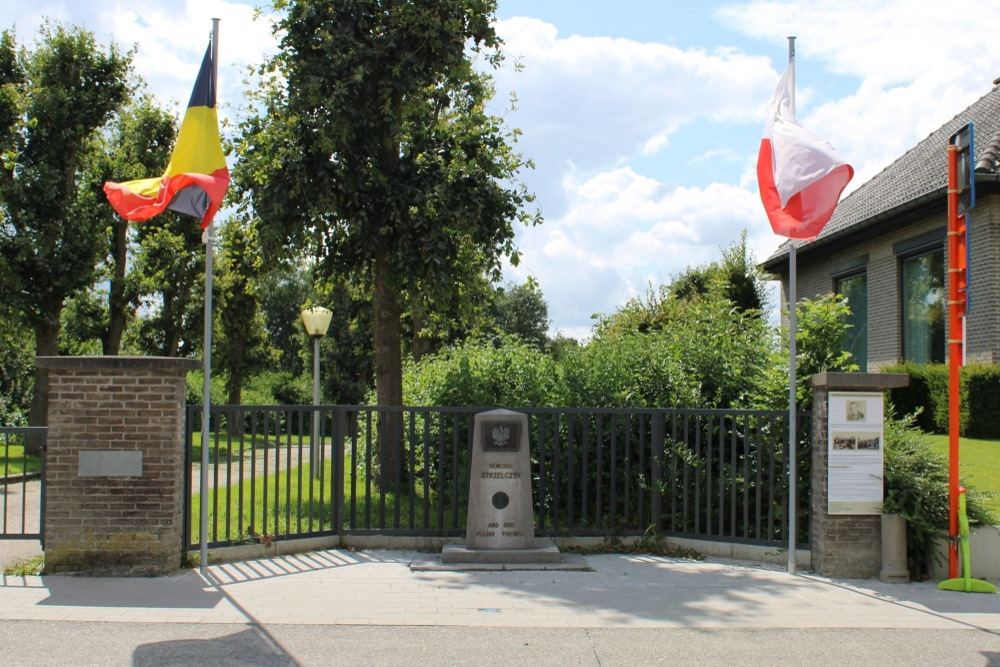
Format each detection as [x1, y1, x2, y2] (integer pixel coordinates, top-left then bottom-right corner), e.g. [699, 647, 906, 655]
[0, 426, 45, 541]
[185, 405, 811, 551]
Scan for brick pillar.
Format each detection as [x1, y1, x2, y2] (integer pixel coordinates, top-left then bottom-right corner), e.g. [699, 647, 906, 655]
[37, 356, 199, 576]
[810, 372, 908, 578]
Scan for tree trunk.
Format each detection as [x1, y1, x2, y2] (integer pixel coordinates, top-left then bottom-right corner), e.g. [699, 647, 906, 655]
[27, 309, 61, 455]
[373, 238, 403, 492]
[102, 218, 129, 355]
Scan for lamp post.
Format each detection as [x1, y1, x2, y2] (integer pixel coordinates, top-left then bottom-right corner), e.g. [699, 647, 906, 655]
[301, 306, 332, 476]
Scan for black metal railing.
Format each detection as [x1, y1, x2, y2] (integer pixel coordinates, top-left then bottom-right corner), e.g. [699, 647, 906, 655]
[185, 405, 810, 550]
[0, 426, 45, 541]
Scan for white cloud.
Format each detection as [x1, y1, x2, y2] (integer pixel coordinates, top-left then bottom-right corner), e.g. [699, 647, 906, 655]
[491, 17, 777, 218]
[1, 0, 277, 118]
[509, 167, 773, 336]
[717, 1, 1000, 190]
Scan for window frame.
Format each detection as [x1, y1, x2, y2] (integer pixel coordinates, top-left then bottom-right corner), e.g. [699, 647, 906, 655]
[897, 235, 946, 364]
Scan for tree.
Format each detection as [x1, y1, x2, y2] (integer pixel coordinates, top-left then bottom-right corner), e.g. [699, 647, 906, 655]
[259, 264, 311, 378]
[0, 305, 33, 425]
[669, 231, 767, 315]
[0, 23, 133, 438]
[215, 216, 274, 406]
[130, 215, 205, 358]
[87, 97, 178, 355]
[489, 280, 550, 349]
[238, 0, 537, 488]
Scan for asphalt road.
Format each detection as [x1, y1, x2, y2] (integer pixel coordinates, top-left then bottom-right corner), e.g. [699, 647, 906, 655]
[0, 621, 998, 666]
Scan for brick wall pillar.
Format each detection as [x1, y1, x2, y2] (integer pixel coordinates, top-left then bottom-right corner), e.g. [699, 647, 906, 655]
[810, 372, 908, 578]
[37, 356, 199, 576]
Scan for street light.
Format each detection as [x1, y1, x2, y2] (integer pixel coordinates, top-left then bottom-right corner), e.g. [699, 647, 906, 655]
[301, 306, 332, 476]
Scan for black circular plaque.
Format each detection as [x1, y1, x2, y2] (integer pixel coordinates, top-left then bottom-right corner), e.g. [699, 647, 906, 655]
[491, 491, 510, 510]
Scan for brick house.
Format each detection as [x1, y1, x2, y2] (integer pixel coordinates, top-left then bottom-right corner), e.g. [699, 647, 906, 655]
[761, 81, 1000, 371]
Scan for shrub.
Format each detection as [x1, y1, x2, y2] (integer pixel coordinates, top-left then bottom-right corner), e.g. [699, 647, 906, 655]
[403, 335, 568, 408]
[883, 363, 953, 434]
[582, 291, 778, 409]
[792, 294, 859, 409]
[882, 413, 996, 579]
[964, 364, 1000, 439]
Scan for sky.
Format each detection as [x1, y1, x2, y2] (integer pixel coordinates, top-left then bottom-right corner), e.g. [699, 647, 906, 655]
[4, 0, 1000, 339]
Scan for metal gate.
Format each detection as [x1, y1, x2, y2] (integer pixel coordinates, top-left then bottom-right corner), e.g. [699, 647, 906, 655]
[0, 427, 45, 543]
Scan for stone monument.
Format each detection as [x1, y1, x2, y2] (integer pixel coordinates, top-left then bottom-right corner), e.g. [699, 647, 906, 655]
[441, 408, 560, 564]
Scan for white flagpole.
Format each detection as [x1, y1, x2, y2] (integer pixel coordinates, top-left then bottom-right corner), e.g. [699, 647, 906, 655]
[786, 35, 798, 576]
[200, 17, 220, 572]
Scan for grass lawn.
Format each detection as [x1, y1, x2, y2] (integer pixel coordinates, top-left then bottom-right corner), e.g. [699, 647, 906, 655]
[189, 459, 452, 545]
[0, 444, 43, 476]
[924, 433, 1000, 516]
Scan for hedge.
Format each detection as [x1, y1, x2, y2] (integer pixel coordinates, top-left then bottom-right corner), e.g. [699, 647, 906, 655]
[883, 363, 1000, 438]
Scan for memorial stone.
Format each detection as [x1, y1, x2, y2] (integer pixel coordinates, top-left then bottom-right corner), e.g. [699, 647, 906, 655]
[441, 408, 560, 564]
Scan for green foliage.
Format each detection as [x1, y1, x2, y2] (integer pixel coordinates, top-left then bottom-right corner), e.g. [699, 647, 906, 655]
[215, 217, 276, 405]
[87, 96, 178, 354]
[315, 273, 376, 405]
[964, 364, 1000, 439]
[4, 555, 43, 576]
[186, 370, 311, 408]
[923, 433, 1000, 516]
[130, 214, 205, 357]
[0, 309, 33, 424]
[0, 21, 133, 327]
[238, 0, 538, 421]
[583, 289, 778, 409]
[789, 293, 859, 408]
[489, 280, 550, 350]
[0, 21, 134, 431]
[883, 363, 953, 434]
[666, 230, 768, 316]
[403, 335, 567, 408]
[882, 413, 997, 579]
[59, 287, 105, 356]
[259, 265, 311, 378]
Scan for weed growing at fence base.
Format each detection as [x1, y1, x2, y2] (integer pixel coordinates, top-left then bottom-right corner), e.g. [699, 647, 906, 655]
[3, 555, 43, 576]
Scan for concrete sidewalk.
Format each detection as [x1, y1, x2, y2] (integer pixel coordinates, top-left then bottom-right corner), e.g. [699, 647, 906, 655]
[0, 550, 997, 631]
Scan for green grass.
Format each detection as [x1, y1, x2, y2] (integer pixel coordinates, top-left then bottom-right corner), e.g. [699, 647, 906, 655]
[0, 444, 42, 476]
[924, 433, 1000, 516]
[189, 460, 453, 545]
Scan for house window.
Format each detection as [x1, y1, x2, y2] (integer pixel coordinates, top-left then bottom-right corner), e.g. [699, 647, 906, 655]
[836, 273, 867, 369]
[901, 250, 945, 363]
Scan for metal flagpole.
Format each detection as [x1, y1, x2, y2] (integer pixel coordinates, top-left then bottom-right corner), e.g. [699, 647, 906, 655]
[200, 17, 220, 572]
[786, 35, 798, 576]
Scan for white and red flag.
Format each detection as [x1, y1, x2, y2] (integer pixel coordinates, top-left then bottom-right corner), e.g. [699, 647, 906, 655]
[757, 67, 853, 239]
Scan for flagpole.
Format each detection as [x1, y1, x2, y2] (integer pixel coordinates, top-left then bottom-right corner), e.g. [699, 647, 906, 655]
[786, 35, 798, 576]
[200, 17, 220, 572]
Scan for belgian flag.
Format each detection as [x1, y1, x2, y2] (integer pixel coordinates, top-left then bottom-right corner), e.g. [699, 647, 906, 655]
[104, 42, 229, 229]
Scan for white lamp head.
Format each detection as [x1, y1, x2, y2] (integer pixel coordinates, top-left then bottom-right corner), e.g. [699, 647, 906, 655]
[301, 306, 333, 338]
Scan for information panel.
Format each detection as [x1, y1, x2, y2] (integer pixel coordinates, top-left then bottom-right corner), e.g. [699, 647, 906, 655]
[828, 391, 884, 515]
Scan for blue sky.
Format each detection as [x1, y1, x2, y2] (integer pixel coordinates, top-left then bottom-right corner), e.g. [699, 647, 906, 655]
[4, 1, 1000, 338]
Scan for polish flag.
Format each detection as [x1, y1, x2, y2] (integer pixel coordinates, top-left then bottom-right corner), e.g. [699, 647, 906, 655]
[757, 67, 853, 240]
